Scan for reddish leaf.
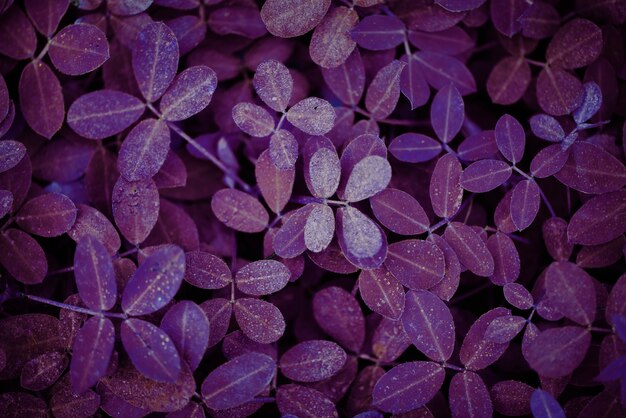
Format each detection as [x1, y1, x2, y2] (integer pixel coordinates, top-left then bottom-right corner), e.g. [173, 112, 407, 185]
[370, 188, 429, 235]
[211, 189, 269, 233]
[389, 133, 442, 163]
[412, 51, 476, 95]
[495, 114, 525, 164]
[276, 384, 338, 418]
[385, 240, 445, 290]
[460, 308, 511, 370]
[112, 177, 160, 245]
[0, 140, 26, 173]
[0, 229, 47, 284]
[118, 118, 171, 181]
[546, 18, 602, 69]
[261, 0, 331, 38]
[487, 56, 531, 105]
[49, 23, 109, 75]
[234, 298, 285, 344]
[310, 6, 358, 68]
[269, 129, 298, 169]
[536, 67, 583, 116]
[526, 326, 591, 378]
[544, 261, 596, 325]
[336, 206, 387, 270]
[444, 222, 494, 277]
[19, 61, 64, 139]
[304, 203, 335, 253]
[484, 315, 526, 343]
[21, 351, 68, 391]
[430, 153, 463, 218]
[359, 266, 405, 320]
[449, 372, 492, 418]
[430, 83, 464, 143]
[232, 103, 275, 137]
[16, 193, 77, 237]
[236, 259, 289, 296]
[74, 235, 117, 311]
[344, 156, 392, 203]
[0, 6, 37, 59]
[279, 340, 346, 382]
[322, 48, 366, 106]
[365, 60, 406, 120]
[460, 159, 512, 193]
[287, 97, 336, 135]
[159, 66, 217, 121]
[160, 301, 210, 371]
[70, 316, 115, 393]
[313, 286, 365, 353]
[351, 15, 405, 51]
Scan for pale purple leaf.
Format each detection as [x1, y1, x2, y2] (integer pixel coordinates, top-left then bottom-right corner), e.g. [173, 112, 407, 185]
[526, 326, 591, 378]
[430, 83, 464, 143]
[338, 134, 387, 198]
[546, 18, 602, 69]
[370, 188, 429, 235]
[460, 159, 512, 193]
[430, 153, 463, 218]
[108, 0, 151, 15]
[121, 318, 181, 382]
[287, 97, 336, 135]
[389, 133, 442, 163]
[0, 140, 26, 173]
[118, 118, 170, 181]
[310, 6, 358, 69]
[121, 245, 185, 316]
[160, 301, 210, 371]
[336, 206, 387, 270]
[449, 372, 492, 418]
[19, 61, 64, 139]
[261, 0, 331, 38]
[276, 384, 338, 418]
[70, 316, 114, 394]
[184, 250, 231, 289]
[495, 114, 525, 164]
[531, 389, 566, 418]
[253, 59, 293, 112]
[568, 190, 626, 246]
[486, 232, 520, 285]
[236, 259, 289, 296]
[279, 340, 346, 382]
[545, 261, 596, 325]
[510, 179, 541, 231]
[67, 90, 146, 140]
[68, 204, 121, 255]
[313, 286, 365, 353]
[49, 23, 109, 75]
[372, 361, 445, 413]
[365, 60, 406, 120]
[132, 22, 179, 102]
[402, 290, 455, 361]
[444, 222, 494, 277]
[74, 235, 117, 311]
[322, 48, 365, 106]
[16, 192, 77, 237]
[536, 67, 583, 116]
[503, 283, 534, 310]
[412, 51, 476, 95]
[400, 55, 430, 109]
[0, 6, 37, 59]
[385, 240, 445, 290]
[304, 203, 335, 253]
[573, 82, 602, 124]
[303, 136, 341, 199]
[234, 298, 285, 344]
[232, 102, 275, 137]
[530, 145, 569, 178]
[112, 177, 160, 245]
[344, 156, 391, 203]
[487, 56, 531, 105]
[460, 308, 511, 370]
[0, 190, 12, 219]
[359, 265, 405, 320]
[211, 188, 269, 233]
[351, 15, 405, 51]
[269, 129, 298, 169]
[0, 228, 47, 284]
[159, 66, 217, 121]
[529, 114, 565, 142]
[256, 150, 295, 214]
[484, 315, 526, 343]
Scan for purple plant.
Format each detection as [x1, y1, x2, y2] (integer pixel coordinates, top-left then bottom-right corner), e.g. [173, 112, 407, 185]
[0, 0, 625, 417]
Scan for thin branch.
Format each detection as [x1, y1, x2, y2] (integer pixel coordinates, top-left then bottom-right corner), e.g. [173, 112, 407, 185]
[23, 294, 128, 319]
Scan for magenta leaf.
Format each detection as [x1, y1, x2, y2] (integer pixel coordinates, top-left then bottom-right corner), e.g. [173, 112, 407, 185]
[261, 0, 331, 38]
[336, 206, 387, 270]
[211, 188, 269, 233]
[530, 389, 566, 418]
[370, 188, 429, 235]
[303, 136, 341, 199]
[201, 352, 275, 410]
[372, 361, 445, 413]
[49, 23, 109, 75]
[232, 102, 275, 137]
[412, 51, 476, 95]
[18, 61, 64, 139]
[234, 298, 285, 344]
[279, 340, 346, 382]
[359, 266, 405, 320]
[0, 140, 27, 173]
[121, 245, 185, 316]
[385, 240, 445, 290]
[365, 60, 406, 120]
[484, 315, 526, 343]
[351, 15, 405, 51]
[0, 228, 47, 285]
[184, 250, 231, 289]
[486, 232, 520, 285]
[526, 326, 591, 378]
[74, 235, 117, 311]
[236, 259, 290, 296]
[16, 192, 77, 237]
[460, 308, 511, 370]
[544, 261, 596, 325]
[132, 22, 179, 102]
[430, 83, 464, 143]
[402, 290, 455, 361]
[118, 118, 171, 181]
[0, 6, 37, 59]
[313, 286, 365, 353]
[121, 318, 182, 382]
[68, 204, 121, 255]
[304, 203, 335, 253]
[269, 129, 299, 169]
[573, 82, 602, 125]
[310, 6, 358, 68]
[487, 56, 531, 105]
[460, 159, 512, 193]
[503, 283, 533, 310]
[286, 97, 336, 135]
[255, 149, 295, 214]
[449, 371, 492, 418]
[495, 114, 525, 164]
[112, 177, 160, 245]
[344, 156, 392, 203]
[70, 316, 115, 394]
[276, 384, 338, 418]
[567, 190, 626, 246]
[253, 59, 293, 112]
[322, 49, 365, 106]
[546, 18, 602, 69]
[20, 351, 68, 391]
[160, 301, 210, 371]
[444, 222, 494, 277]
[430, 153, 463, 218]
[159, 66, 217, 121]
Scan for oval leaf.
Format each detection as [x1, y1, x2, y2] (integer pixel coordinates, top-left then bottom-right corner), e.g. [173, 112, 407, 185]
[313, 286, 365, 353]
[279, 340, 346, 382]
[444, 222, 494, 277]
[49, 23, 109, 75]
[286, 97, 336, 135]
[16, 193, 77, 237]
[336, 206, 387, 270]
[160, 301, 210, 371]
[74, 235, 117, 311]
[449, 372, 492, 418]
[211, 189, 269, 233]
[112, 177, 160, 245]
[530, 389, 566, 418]
[370, 188, 429, 235]
[359, 266, 405, 320]
[310, 6, 358, 68]
[460, 159, 512, 193]
[344, 156, 392, 203]
[510, 179, 541, 231]
[118, 118, 171, 181]
[304, 203, 335, 253]
[546, 18, 602, 69]
[544, 261, 596, 325]
[19, 61, 64, 139]
[567, 190, 626, 246]
[236, 259, 290, 296]
[431, 83, 464, 143]
[365, 60, 406, 120]
[234, 298, 285, 344]
[0, 140, 26, 174]
[389, 133, 442, 163]
[526, 326, 591, 378]
[184, 250, 232, 289]
[495, 114, 525, 164]
[232, 102, 275, 137]
[269, 129, 298, 169]
[261, 0, 331, 38]
[0, 229, 47, 284]
[160, 66, 217, 121]
[430, 153, 463, 218]
[276, 384, 338, 418]
[255, 149, 295, 214]
[385, 240, 445, 290]
[70, 316, 115, 394]
[253, 59, 293, 112]
[351, 15, 405, 51]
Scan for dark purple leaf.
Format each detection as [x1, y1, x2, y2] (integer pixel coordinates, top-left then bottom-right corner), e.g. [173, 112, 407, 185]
[269, 129, 298, 169]
[449, 371, 492, 418]
[200, 298, 232, 348]
[144, 199, 199, 251]
[310, 6, 358, 68]
[408, 26, 474, 54]
[313, 286, 365, 353]
[211, 188, 269, 233]
[544, 261, 596, 325]
[279, 340, 346, 382]
[118, 118, 171, 181]
[576, 236, 625, 268]
[253, 59, 293, 112]
[530, 389, 566, 418]
[487, 232, 520, 285]
[336, 206, 387, 270]
[491, 380, 533, 416]
[256, 149, 294, 213]
[444, 222, 494, 277]
[276, 384, 338, 418]
[389, 133, 442, 163]
[153, 150, 186, 189]
[70, 316, 115, 393]
[371, 317, 411, 362]
[484, 315, 526, 343]
[344, 156, 392, 203]
[530, 144, 570, 178]
[287, 97, 336, 135]
[460, 308, 511, 370]
[74, 235, 117, 311]
[529, 114, 565, 142]
[0, 228, 47, 284]
[573, 82, 602, 124]
[0, 140, 26, 173]
[536, 67, 583, 116]
[273, 205, 313, 258]
[546, 18, 602, 69]
[430, 153, 463, 218]
[365, 60, 406, 120]
[184, 250, 231, 289]
[21, 351, 68, 391]
[503, 284, 533, 311]
[236, 259, 289, 296]
[207, 5, 266, 39]
[304, 203, 335, 253]
[19, 61, 64, 139]
[112, 177, 160, 245]
[165, 402, 205, 418]
[460, 159, 512, 193]
[322, 48, 366, 106]
[260, 0, 331, 38]
[50, 376, 101, 418]
[370, 188, 429, 235]
[359, 265, 405, 320]
[234, 298, 285, 344]
[495, 114, 525, 164]
[430, 83, 464, 143]
[385, 240, 445, 290]
[0, 155, 32, 214]
[526, 326, 591, 378]
[347, 366, 385, 416]
[490, 0, 529, 37]
[303, 136, 341, 199]
[519, 2, 560, 39]
[222, 330, 277, 361]
[160, 66, 217, 121]
[510, 179, 541, 231]
[338, 134, 387, 199]
[351, 15, 405, 51]
[201, 352, 275, 410]
[16, 192, 77, 237]
[0, 6, 37, 59]
[232, 102, 275, 137]
[0, 190, 12, 219]
[428, 234, 461, 301]
[487, 56, 531, 105]
[412, 51, 476, 95]
[400, 54, 430, 109]
[160, 301, 210, 371]
[49, 23, 109, 75]
[0, 392, 50, 418]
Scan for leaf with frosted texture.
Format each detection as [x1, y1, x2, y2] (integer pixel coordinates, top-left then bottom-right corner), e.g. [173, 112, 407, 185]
[253, 59, 293, 112]
[234, 298, 285, 344]
[19, 61, 64, 139]
[310, 6, 358, 69]
[67, 90, 146, 140]
[372, 361, 445, 413]
[351, 15, 405, 51]
[536, 67, 583, 116]
[546, 19, 602, 69]
[484, 315, 526, 343]
[0, 141, 26, 174]
[460, 160, 512, 193]
[132, 22, 179, 102]
[122, 245, 185, 316]
[109, 0, 151, 15]
[430, 153, 463, 219]
[365, 60, 406, 120]
[279, 340, 346, 382]
[530, 389, 566, 418]
[287, 97, 336, 135]
[74, 235, 117, 311]
[529, 114, 564, 142]
[273, 205, 313, 258]
[448, 372, 492, 418]
[510, 179, 540, 231]
[49, 23, 109, 75]
[277, 384, 338, 418]
[0, 155, 31, 214]
[344, 156, 391, 203]
[556, 142, 626, 194]
[236, 259, 289, 296]
[16, 193, 77, 238]
[160, 66, 217, 121]
[211, 189, 269, 233]
[21, 351, 68, 391]
[68, 204, 121, 255]
[121, 318, 181, 382]
[313, 286, 365, 353]
[304, 136, 341, 198]
[255, 150, 294, 214]
[567, 190, 626, 246]
[184, 251, 231, 289]
[359, 266, 405, 320]
[412, 51, 476, 95]
[573, 82, 602, 124]
[431, 83, 464, 143]
[370, 188, 429, 235]
[118, 118, 171, 181]
[261, 0, 331, 38]
[232, 103, 275, 137]
[490, 380, 534, 416]
[0, 229, 47, 285]
[322, 48, 365, 106]
[495, 114, 525, 164]
[160, 301, 209, 371]
[336, 206, 387, 270]
[0, 6, 37, 59]
[486, 232, 520, 285]
[530, 145, 569, 178]
[269, 129, 298, 169]
[385, 240, 445, 290]
[201, 298, 232, 348]
[0, 191, 12, 219]
[487, 56, 531, 105]
[400, 55, 430, 110]
[112, 177, 160, 245]
[460, 308, 511, 370]
[0, 393, 47, 418]
[545, 261, 596, 325]
[51, 377, 100, 418]
[70, 316, 114, 394]
[503, 283, 533, 310]
[526, 326, 591, 378]
[444, 222, 494, 277]
[402, 290, 455, 361]
[304, 203, 334, 253]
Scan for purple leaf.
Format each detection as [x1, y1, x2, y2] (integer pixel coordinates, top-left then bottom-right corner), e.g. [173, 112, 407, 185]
[68, 204, 121, 255]
[269, 129, 299, 169]
[236, 259, 290, 296]
[256, 149, 295, 214]
[0, 6, 37, 59]
[74, 235, 117, 311]
[16, 192, 77, 237]
[0, 74, 10, 124]
[545, 261, 596, 325]
[495, 114, 525, 164]
[0, 140, 26, 173]
[389, 133, 442, 163]
[121, 318, 181, 382]
[436, 0, 486, 11]
[460, 159, 512, 193]
[430, 153, 463, 218]
[487, 56, 531, 105]
[365, 60, 406, 120]
[304, 203, 335, 253]
[0, 190, 12, 219]
[460, 308, 511, 370]
[536, 67, 583, 116]
[279, 340, 346, 382]
[519, 2, 560, 39]
[112, 177, 160, 245]
[526, 326, 591, 378]
[449, 372, 492, 418]
[408, 25, 474, 54]
[253, 59, 293, 112]
[344, 156, 392, 202]
[303, 136, 341, 199]
[484, 315, 526, 343]
[338, 134, 387, 198]
[546, 18, 602, 69]
[165, 402, 204, 418]
[276, 384, 338, 418]
[372, 361, 445, 413]
[232, 102, 275, 137]
[260, 0, 331, 38]
[0, 155, 31, 214]
[207, 5, 266, 39]
[201, 352, 275, 410]
[573, 82, 602, 125]
[385, 240, 445, 290]
[160, 301, 210, 371]
[310, 6, 358, 68]
[70, 316, 115, 394]
[336, 206, 387, 270]
[159, 66, 217, 121]
[491, 380, 534, 416]
[211, 189, 269, 233]
[118, 118, 170, 181]
[444, 222, 494, 277]
[21, 351, 68, 391]
[359, 266, 405, 320]
[428, 234, 461, 301]
[19, 61, 64, 139]
[322, 48, 365, 106]
[530, 389, 566, 418]
[371, 317, 411, 362]
[486, 232, 520, 285]
[400, 55, 430, 109]
[370, 188, 429, 235]
[109, 0, 151, 15]
[568, 190, 626, 246]
[457, 131, 501, 162]
[49, 23, 109, 75]
[430, 83, 464, 143]
[273, 205, 313, 258]
[121, 245, 185, 316]
[313, 286, 365, 353]
[351, 15, 405, 51]
[530, 144, 569, 178]
[0, 393, 50, 418]
[67, 90, 146, 140]
[490, 0, 529, 37]
[234, 298, 285, 344]
[402, 290, 455, 361]
[510, 179, 541, 231]
[184, 250, 231, 289]
[412, 51, 476, 95]
[50, 376, 100, 418]
[0, 228, 47, 284]
[132, 22, 179, 102]
[167, 15, 206, 56]
[503, 284, 533, 311]
[529, 114, 565, 142]
[200, 298, 232, 348]
[287, 97, 336, 135]
[222, 330, 277, 361]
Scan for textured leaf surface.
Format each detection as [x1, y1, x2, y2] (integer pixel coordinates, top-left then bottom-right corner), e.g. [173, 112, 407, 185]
[412, 51, 476, 95]
[276, 384, 338, 418]
[279, 340, 346, 382]
[430, 153, 463, 218]
[16, 193, 77, 238]
[460, 159, 512, 193]
[160, 301, 210, 371]
[460, 308, 511, 370]
[487, 56, 531, 105]
[486, 232, 520, 285]
[365, 60, 406, 120]
[313, 286, 365, 353]
[236, 259, 290, 296]
[536, 67, 583, 116]
[510, 179, 541, 231]
[303, 136, 341, 199]
[546, 18, 602, 69]
[310, 6, 358, 68]
[344, 156, 392, 202]
[286, 97, 336, 135]
[304, 203, 335, 253]
[0, 6, 37, 59]
[234, 298, 285, 344]
[261, 0, 331, 38]
[526, 326, 591, 378]
[68, 204, 121, 255]
[321, 48, 365, 106]
[370, 188, 429, 235]
[351, 15, 405, 51]
[74, 235, 117, 311]
[184, 250, 231, 289]
[529, 114, 564, 142]
[449, 372, 492, 418]
[385, 240, 445, 290]
[112, 177, 160, 245]
[530, 144, 569, 178]
[336, 206, 387, 270]
[118, 118, 171, 181]
[444, 222, 494, 277]
[544, 261, 596, 325]
[160, 66, 217, 121]
[253, 59, 293, 112]
[0, 140, 26, 174]
[20, 351, 68, 391]
[269, 129, 298, 170]
[211, 189, 269, 233]
[567, 190, 626, 246]
[573, 81, 602, 124]
[359, 266, 405, 320]
[503, 283, 533, 310]
[49, 23, 109, 75]
[19, 61, 64, 139]
[232, 102, 275, 137]
[484, 315, 526, 343]
[70, 316, 115, 393]
[430, 83, 464, 143]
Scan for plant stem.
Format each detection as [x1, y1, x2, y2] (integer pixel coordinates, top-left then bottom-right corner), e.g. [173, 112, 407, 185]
[23, 294, 127, 319]
[47, 266, 74, 276]
[526, 59, 546, 68]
